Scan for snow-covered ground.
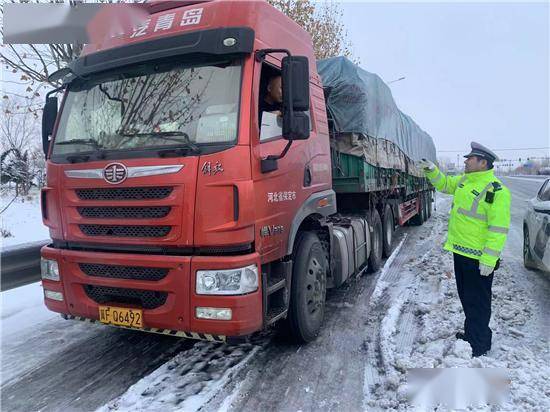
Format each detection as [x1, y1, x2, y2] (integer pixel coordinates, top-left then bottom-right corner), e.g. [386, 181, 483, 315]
[1, 189, 50, 248]
[363, 195, 550, 410]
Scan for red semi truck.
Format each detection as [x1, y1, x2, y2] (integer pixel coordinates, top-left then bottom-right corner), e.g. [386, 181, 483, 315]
[40, 0, 434, 343]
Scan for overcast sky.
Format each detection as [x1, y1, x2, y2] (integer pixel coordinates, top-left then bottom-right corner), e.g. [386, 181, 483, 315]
[342, 1, 549, 166]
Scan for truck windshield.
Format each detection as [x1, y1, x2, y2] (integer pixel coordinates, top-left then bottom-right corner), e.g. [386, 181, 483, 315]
[52, 60, 241, 157]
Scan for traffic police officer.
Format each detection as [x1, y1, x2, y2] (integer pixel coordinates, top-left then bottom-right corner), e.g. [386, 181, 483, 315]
[419, 142, 511, 357]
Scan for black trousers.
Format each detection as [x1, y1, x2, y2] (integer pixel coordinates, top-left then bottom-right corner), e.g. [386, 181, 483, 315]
[453, 253, 494, 355]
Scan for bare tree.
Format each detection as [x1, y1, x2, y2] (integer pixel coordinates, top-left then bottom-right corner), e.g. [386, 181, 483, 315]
[1, 1, 88, 101]
[268, 0, 357, 61]
[1, 97, 39, 153]
[1, 97, 41, 198]
[1, 0, 141, 102]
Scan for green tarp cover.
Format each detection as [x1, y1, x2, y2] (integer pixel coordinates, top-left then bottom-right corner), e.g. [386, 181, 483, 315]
[317, 56, 437, 162]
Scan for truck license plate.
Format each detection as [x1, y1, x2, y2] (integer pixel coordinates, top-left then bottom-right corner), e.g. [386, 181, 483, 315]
[99, 306, 143, 328]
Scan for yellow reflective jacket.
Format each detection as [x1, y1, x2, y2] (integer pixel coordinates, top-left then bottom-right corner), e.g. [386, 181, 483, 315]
[425, 167, 511, 267]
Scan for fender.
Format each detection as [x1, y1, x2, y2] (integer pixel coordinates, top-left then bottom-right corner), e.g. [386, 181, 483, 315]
[287, 189, 337, 255]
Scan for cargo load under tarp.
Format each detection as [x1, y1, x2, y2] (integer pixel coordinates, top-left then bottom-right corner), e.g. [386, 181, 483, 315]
[317, 57, 437, 169]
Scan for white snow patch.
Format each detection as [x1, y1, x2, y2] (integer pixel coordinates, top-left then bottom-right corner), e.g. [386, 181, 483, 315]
[1, 281, 55, 336]
[369, 234, 407, 304]
[1, 191, 50, 248]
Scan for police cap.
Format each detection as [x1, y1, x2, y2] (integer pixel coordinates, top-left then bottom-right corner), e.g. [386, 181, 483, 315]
[464, 141, 499, 162]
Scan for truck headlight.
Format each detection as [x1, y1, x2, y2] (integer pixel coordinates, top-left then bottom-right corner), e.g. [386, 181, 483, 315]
[196, 264, 258, 295]
[41, 258, 60, 281]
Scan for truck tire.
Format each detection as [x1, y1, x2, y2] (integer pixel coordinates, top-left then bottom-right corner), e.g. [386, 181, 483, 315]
[423, 192, 430, 221]
[427, 191, 433, 218]
[382, 204, 394, 258]
[368, 209, 383, 272]
[286, 232, 328, 342]
[523, 225, 537, 270]
[409, 195, 424, 226]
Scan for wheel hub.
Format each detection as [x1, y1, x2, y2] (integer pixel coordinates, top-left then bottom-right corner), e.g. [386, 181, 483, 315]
[306, 257, 325, 314]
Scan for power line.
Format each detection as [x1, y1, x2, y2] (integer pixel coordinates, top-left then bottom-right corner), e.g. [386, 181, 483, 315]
[439, 147, 550, 152]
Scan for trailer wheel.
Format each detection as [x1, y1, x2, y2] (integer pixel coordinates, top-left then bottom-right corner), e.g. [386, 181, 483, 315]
[285, 232, 328, 342]
[368, 209, 383, 272]
[409, 195, 424, 226]
[423, 192, 429, 221]
[382, 204, 394, 258]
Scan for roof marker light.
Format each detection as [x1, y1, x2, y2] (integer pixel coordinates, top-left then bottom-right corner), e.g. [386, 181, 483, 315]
[223, 37, 237, 47]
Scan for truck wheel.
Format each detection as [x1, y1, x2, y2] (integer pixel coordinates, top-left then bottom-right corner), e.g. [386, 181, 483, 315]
[423, 192, 429, 221]
[382, 204, 394, 258]
[286, 232, 328, 342]
[427, 192, 433, 218]
[368, 209, 383, 272]
[409, 195, 424, 226]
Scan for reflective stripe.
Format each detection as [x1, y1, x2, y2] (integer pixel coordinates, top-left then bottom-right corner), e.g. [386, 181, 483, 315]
[453, 244, 483, 256]
[483, 247, 500, 257]
[471, 183, 493, 211]
[457, 207, 487, 221]
[488, 225, 509, 234]
[457, 175, 467, 187]
[456, 182, 493, 221]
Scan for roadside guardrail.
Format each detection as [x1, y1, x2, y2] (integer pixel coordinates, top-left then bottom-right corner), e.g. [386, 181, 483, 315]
[1, 240, 49, 291]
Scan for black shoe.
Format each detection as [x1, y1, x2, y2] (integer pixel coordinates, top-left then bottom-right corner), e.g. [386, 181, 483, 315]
[455, 332, 469, 341]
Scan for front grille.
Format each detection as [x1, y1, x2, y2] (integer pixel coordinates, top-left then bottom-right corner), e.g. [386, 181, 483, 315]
[84, 285, 167, 309]
[79, 263, 168, 281]
[79, 224, 171, 237]
[77, 206, 171, 219]
[75, 187, 172, 201]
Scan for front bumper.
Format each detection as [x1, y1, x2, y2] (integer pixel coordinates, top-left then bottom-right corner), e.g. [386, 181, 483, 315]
[41, 246, 263, 337]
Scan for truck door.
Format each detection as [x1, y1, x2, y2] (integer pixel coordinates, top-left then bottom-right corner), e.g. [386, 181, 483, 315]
[250, 58, 314, 262]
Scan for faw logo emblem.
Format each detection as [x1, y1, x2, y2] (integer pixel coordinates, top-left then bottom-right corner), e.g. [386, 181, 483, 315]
[103, 163, 128, 184]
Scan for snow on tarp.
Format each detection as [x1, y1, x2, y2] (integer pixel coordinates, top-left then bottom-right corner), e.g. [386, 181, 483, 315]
[317, 56, 437, 163]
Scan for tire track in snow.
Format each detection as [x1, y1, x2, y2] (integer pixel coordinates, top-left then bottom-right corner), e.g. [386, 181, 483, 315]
[363, 197, 451, 409]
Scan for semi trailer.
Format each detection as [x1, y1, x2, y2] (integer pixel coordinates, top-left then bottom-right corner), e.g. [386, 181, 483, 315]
[40, 0, 436, 343]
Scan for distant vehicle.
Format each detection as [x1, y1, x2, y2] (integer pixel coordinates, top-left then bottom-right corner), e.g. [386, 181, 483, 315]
[537, 167, 550, 176]
[524, 178, 550, 272]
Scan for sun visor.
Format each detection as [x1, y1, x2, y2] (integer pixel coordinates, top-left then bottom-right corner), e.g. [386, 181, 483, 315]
[70, 27, 254, 76]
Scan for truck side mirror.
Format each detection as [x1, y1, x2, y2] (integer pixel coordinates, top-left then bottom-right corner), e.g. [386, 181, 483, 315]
[42, 96, 58, 157]
[282, 55, 310, 140]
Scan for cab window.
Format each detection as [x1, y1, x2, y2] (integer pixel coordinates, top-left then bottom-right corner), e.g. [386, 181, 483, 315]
[258, 62, 312, 142]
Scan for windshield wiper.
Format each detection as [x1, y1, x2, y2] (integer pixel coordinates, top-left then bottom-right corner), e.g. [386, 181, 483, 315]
[119, 131, 200, 153]
[56, 138, 105, 150]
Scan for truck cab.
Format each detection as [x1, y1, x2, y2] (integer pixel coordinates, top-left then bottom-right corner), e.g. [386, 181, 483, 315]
[40, 0, 335, 342]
